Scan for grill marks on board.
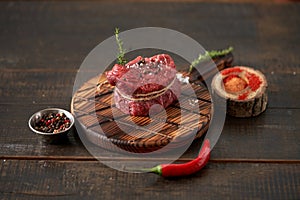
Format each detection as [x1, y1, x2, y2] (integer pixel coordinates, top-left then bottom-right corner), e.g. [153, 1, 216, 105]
[72, 75, 211, 153]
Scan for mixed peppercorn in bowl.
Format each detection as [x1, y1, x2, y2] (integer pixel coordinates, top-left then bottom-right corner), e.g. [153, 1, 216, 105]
[28, 108, 74, 142]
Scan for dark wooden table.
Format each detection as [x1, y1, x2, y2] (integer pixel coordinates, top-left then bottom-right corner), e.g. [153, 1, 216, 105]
[0, 1, 299, 199]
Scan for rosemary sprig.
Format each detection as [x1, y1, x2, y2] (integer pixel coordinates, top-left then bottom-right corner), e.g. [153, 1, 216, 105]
[189, 46, 234, 73]
[115, 28, 127, 65]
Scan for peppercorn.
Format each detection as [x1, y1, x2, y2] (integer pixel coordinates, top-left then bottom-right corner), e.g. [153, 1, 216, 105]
[34, 112, 71, 133]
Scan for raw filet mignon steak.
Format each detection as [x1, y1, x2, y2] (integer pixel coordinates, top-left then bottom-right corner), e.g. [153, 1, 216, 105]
[105, 54, 181, 116]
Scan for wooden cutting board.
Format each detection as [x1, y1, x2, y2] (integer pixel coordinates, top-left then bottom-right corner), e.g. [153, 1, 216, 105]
[71, 54, 233, 153]
[71, 74, 210, 153]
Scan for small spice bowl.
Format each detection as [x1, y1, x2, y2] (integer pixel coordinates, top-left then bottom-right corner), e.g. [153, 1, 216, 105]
[28, 108, 75, 143]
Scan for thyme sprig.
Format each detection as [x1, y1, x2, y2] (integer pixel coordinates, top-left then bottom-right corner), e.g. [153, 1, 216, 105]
[115, 28, 127, 65]
[189, 46, 234, 73]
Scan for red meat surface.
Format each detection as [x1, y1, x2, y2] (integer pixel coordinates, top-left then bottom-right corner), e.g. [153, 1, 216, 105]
[105, 54, 181, 116]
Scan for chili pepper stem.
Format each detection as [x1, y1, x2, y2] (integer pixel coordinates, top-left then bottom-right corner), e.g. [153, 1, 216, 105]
[124, 167, 158, 173]
[149, 165, 162, 176]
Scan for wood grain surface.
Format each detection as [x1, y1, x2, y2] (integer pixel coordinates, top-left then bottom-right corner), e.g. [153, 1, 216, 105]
[0, 1, 299, 199]
[0, 160, 299, 199]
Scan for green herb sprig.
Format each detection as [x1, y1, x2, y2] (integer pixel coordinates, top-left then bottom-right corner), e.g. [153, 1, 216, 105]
[115, 28, 127, 65]
[189, 46, 234, 73]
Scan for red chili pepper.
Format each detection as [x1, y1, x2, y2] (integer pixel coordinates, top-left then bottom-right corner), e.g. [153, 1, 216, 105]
[148, 139, 210, 177]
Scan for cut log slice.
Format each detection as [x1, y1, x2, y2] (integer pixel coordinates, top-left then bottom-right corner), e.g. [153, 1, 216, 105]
[212, 66, 268, 117]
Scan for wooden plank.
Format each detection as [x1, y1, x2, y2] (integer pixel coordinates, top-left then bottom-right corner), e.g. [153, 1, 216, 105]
[0, 3, 299, 107]
[0, 71, 76, 104]
[0, 104, 299, 161]
[0, 65, 299, 108]
[212, 108, 300, 160]
[0, 160, 299, 199]
[0, 0, 292, 3]
[0, 2, 299, 71]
